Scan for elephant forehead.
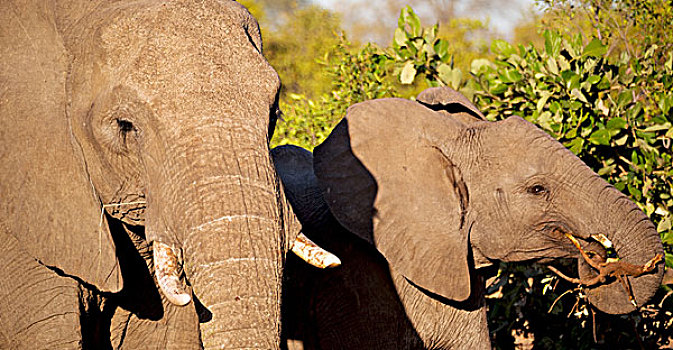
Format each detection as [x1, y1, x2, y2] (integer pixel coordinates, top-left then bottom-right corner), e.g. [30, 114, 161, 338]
[484, 123, 567, 173]
[98, 1, 279, 116]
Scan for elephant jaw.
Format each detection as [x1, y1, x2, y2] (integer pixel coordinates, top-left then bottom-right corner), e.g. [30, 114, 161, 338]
[153, 241, 191, 306]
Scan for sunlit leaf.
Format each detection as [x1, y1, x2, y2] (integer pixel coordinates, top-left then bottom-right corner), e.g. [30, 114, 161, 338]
[400, 61, 416, 84]
[582, 38, 607, 58]
[543, 30, 562, 57]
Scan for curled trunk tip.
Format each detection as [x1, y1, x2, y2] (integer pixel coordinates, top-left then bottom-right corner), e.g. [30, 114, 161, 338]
[153, 241, 191, 306]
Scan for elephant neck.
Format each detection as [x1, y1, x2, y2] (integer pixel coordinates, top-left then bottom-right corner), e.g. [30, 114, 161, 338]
[300, 225, 492, 349]
[390, 269, 491, 349]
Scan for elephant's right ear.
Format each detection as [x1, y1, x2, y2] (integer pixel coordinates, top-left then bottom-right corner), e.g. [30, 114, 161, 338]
[0, 5, 122, 292]
[416, 87, 486, 124]
[313, 98, 472, 302]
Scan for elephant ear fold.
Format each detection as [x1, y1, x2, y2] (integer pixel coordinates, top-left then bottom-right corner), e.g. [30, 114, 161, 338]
[314, 98, 472, 302]
[0, 5, 122, 292]
[416, 87, 486, 123]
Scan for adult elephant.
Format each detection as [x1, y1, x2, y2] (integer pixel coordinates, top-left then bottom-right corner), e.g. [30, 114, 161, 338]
[0, 1, 304, 348]
[274, 87, 664, 349]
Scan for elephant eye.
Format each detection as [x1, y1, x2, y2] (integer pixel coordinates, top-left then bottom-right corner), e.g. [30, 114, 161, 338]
[528, 184, 548, 195]
[116, 118, 135, 133]
[116, 117, 137, 139]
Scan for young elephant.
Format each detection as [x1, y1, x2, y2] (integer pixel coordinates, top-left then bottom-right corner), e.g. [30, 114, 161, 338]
[273, 87, 664, 349]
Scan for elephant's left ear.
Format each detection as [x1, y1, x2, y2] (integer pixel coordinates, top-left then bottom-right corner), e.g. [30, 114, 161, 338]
[0, 5, 122, 292]
[416, 87, 486, 123]
[314, 98, 473, 302]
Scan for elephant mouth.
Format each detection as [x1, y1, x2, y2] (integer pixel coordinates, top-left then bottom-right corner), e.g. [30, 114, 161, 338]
[546, 232, 662, 307]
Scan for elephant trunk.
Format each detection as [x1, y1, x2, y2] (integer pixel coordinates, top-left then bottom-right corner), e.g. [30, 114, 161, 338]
[143, 117, 286, 348]
[578, 176, 664, 314]
[184, 212, 284, 349]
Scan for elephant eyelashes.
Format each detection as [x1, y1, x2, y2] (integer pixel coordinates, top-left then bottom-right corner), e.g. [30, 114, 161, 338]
[527, 184, 548, 195]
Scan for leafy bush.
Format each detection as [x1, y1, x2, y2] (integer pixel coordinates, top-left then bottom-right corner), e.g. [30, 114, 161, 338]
[271, 38, 395, 150]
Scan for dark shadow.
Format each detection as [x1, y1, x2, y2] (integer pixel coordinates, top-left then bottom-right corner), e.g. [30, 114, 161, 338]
[418, 100, 485, 120]
[106, 215, 164, 320]
[312, 118, 377, 244]
[193, 293, 213, 323]
[281, 213, 426, 349]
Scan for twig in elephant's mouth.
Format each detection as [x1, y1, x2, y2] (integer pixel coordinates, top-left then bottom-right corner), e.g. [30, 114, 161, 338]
[547, 232, 663, 307]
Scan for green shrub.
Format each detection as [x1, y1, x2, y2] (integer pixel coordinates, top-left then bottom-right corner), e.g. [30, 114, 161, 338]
[271, 38, 395, 150]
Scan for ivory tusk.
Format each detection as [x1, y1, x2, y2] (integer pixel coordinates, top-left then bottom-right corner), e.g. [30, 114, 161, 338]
[291, 233, 341, 268]
[153, 241, 191, 306]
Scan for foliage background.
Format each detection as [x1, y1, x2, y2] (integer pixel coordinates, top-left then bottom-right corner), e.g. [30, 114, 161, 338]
[247, 0, 673, 348]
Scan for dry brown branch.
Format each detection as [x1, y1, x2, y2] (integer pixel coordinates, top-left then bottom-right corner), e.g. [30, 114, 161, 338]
[548, 233, 663, 307]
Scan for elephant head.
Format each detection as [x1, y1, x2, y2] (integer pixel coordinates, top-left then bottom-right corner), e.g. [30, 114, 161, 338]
[1, 1, 297, 348]
[299, 87, 663, 317]
[274, 88, 664, 348]
[314, 88, 663, 313]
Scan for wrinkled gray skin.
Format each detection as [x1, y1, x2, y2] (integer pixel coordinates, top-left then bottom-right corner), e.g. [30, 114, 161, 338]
[274, 87, 664, 349]
[0, 1, 297, 348]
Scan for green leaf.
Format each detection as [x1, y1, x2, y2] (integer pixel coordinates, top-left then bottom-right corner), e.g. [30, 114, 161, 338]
[561, 70, 578, 88]
[500, 69, 523, 83]
[617, 91, 633, 108]
[619, 64, 634, 84]
[589, 129, 612, 145]
[537, 91, 552, 112]
[566, 137, 584, 154]
[401, 6, 422, 37]
[557, 56, 571, 71]
[492, 39, 516, 56]
[400, 61, 417, 84]
[586, 75, 601, 85]
[607, 117, 627, 130]
[490, 82, 508, 95]
[570, 88, 588, 103]
[643, 124, 672, 132]
[665, 252, 673, 269]
[434, 40, 449, 61]
[627, 184, 642, 201]
[546, 57, 559, 75]
[543, 30, 562, 57]
[614, 134, 628, 146]
[658, 217, 672, 233]
[421, 41, 435, 57]
[598, 165, 616, 176]
[659, 95, 673, 115]
[470, 58, 493, 74]
[394, 27, 407, 47]
[438, 64, 462, 89]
